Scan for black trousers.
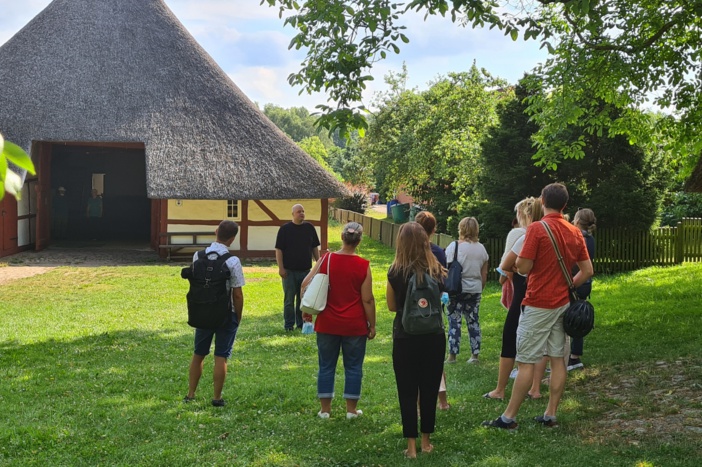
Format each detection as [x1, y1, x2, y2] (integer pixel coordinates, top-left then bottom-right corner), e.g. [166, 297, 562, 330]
[501, 273, 527, 358]
[392, 333, 446, 438]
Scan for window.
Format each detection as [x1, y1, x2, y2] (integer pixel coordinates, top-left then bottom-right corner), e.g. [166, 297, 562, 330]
[227, 200, 240, 219]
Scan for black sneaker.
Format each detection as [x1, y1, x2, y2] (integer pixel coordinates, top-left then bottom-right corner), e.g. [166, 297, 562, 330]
[211, 399, 226, 407]
[183, 396, 195, 403]
[481, 417, 518, 431]
[534, 415, 559, 427]
[567, 358, 584, 371]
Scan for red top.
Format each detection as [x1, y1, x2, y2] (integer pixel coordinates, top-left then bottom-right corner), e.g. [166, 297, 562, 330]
[314, 253, 370, 336]
[519, 214, 589, 309]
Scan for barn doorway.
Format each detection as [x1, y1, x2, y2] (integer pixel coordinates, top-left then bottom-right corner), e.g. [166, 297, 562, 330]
[49, 143, 150, 242]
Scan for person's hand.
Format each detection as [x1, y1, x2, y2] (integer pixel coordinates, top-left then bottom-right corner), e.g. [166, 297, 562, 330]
[367, 325, 376, 340]
[302, 313, 313, 322]
[278, 267, 287, 279]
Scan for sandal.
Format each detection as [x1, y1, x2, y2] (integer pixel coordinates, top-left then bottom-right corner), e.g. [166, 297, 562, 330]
[482, 392, 503, 401]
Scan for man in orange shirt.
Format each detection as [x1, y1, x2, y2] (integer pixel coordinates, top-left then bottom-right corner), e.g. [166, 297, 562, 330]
[483, 183, 593, 430]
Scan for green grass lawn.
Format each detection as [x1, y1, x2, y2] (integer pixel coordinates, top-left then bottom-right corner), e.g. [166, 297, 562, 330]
[1, 224, 701, 466]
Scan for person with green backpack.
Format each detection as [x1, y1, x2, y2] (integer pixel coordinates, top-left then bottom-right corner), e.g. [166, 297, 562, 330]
[386, 222, 447, 458]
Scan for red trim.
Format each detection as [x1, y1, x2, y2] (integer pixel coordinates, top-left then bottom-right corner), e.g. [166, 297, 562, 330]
[253, 200, 280, 221]
[239, 200, 248, 251]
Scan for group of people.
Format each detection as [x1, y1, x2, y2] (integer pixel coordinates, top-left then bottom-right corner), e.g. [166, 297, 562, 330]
[184, 183, 596, 457]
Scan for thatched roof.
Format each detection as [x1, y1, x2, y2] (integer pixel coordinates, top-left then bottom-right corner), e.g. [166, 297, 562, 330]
[0, 0, 345, 200]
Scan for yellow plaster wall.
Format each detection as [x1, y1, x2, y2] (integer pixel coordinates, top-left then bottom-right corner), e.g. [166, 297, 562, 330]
[168, 200, 224, 220]
[248, 199, 322, 222]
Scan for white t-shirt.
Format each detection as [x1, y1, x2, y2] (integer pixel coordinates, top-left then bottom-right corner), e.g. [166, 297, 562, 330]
[511, 235, 526, 256]
[445, 241, 489, 294]
[501, 227, 526, 263]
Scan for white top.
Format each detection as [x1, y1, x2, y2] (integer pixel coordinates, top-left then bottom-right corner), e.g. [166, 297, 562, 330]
[445, 241, 489, 294]
[501, 227, 526, 263]
[193, 242, 246, 290]
[511, 235, 526, 256]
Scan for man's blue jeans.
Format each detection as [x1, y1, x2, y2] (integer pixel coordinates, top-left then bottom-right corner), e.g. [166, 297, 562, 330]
[282, 269, 309, 330]
[316, 333, 367, 400]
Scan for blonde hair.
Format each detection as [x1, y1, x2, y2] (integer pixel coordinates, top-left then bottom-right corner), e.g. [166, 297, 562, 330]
[458, 217, 479, 242]
[515, 197, 536, 228]
[531, 198, 544, 223]
[389, 223, 446, 283]
[574, 208, 596, 234]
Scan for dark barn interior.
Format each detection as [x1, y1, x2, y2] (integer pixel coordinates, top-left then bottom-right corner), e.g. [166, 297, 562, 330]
[50, 145, 150, 241]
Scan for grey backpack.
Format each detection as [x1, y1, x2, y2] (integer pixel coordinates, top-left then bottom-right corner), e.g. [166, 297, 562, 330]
[402, 272, 444, 335]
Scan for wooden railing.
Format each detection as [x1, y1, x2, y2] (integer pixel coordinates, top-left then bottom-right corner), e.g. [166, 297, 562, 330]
[330, 209, 702, 278]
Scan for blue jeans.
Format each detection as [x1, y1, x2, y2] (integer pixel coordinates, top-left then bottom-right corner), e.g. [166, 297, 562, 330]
[447, 292, 482, 355]
[316, 333, 367, 400]
[282, 269, 309, 329]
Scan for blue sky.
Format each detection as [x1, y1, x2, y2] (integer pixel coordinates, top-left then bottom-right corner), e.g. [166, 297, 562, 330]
[0, 0, 548, 111]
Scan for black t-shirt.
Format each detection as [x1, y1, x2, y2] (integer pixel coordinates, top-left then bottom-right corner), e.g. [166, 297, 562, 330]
[275, 222, 320, 271]
[388, 268, 445, 339]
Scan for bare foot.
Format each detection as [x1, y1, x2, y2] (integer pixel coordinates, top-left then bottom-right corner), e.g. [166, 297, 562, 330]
[421, 443, 434, 454]
[403, 449, 417, 459]
[527, 392, 542, 400]
[438, 402, 451, 410]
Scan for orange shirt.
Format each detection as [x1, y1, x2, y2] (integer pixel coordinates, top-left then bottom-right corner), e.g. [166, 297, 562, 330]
[519, 214, 589, 309]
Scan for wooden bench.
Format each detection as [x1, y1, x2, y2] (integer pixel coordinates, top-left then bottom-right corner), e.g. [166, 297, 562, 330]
[159, 231, 216, 260]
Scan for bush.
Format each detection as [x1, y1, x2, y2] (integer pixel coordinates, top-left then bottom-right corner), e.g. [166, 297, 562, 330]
[332, 186, 367, 213]
[660, 192, 702, 226]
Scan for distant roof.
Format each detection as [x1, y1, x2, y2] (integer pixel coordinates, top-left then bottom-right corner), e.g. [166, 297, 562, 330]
[0, 0, 345, 200]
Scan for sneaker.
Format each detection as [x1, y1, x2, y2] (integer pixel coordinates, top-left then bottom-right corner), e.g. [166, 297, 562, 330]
[534, 415, 559, 427]
[567, 358, 584, 371]
[346, 410, 363, 419]
[317, 411, 330, 419]
[211, 399, 226, 407]
[481, 417, 518, 431]
[509, 368, 518, 379]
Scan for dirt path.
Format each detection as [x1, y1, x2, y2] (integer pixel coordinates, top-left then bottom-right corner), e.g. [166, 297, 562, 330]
[0, 241, 162, 284]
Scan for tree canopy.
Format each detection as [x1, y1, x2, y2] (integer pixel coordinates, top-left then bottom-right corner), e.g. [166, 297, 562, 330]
[262, 0, 702, 172]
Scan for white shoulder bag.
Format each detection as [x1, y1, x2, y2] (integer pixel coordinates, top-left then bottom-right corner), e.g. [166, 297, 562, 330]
[300, 253, 332, 315]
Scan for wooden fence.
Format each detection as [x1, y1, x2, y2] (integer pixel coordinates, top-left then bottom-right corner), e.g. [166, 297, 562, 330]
[330, 209, 702, 279]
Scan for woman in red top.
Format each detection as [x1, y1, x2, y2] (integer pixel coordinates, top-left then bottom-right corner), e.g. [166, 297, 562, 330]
[302, 222, 376, 419]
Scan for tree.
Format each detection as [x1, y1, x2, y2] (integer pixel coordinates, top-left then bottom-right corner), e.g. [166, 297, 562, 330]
[263, 0, 702, 173]
[0, 132, 35, 200]
[296, 136, 342, 180]
[263, 104, 335, 149]
[476, 78, 671, 235]
[360, 64, 506, 230]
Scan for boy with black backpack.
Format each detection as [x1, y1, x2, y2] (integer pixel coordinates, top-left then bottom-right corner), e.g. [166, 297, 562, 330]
[182, 220, 245, 407]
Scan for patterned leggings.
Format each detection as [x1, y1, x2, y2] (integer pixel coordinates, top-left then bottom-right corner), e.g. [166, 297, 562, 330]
[447, 292, 482, 356]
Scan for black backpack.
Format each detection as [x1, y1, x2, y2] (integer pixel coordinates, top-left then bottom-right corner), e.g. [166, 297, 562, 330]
[445, 241, 463, 297]
[402, 272, 444, 335]
[181, 251, 232, 330]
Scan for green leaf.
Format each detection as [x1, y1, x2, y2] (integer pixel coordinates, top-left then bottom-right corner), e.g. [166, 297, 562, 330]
[0, 152, 7, 182]
[510, 29, 518, 41]
[2, 141, 36, 175]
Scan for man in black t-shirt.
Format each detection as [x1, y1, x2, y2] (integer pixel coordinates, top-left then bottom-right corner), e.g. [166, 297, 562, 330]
[275, 204, 320, 331]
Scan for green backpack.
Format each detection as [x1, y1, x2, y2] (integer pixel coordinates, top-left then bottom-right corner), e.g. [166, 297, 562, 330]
[402, 272, 444, 335]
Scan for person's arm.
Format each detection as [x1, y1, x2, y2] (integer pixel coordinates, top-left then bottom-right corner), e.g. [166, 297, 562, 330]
[360, 265, 376, 340]
[515, 257, 534, 275]
[480, 261, 488, 289]
[300, 255, 324, 293]
[231, 287, 244, 323]
[572, 259, 594, 289]
[500, 250, 518, 273]
[311, 246, 320, 262]
[275, 248, 287, 279]
[386, 281, 398, 312]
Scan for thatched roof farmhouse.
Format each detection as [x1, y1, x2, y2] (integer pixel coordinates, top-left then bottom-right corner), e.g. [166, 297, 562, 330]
[0, 0, 344, 200]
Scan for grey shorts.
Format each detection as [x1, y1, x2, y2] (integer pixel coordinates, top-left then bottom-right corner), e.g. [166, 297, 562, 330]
[515, 304, 569, 364]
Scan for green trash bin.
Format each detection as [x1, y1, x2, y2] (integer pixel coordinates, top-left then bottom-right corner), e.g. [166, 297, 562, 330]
[391, 203, 410, 224]
[409, 205, 423, 221]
